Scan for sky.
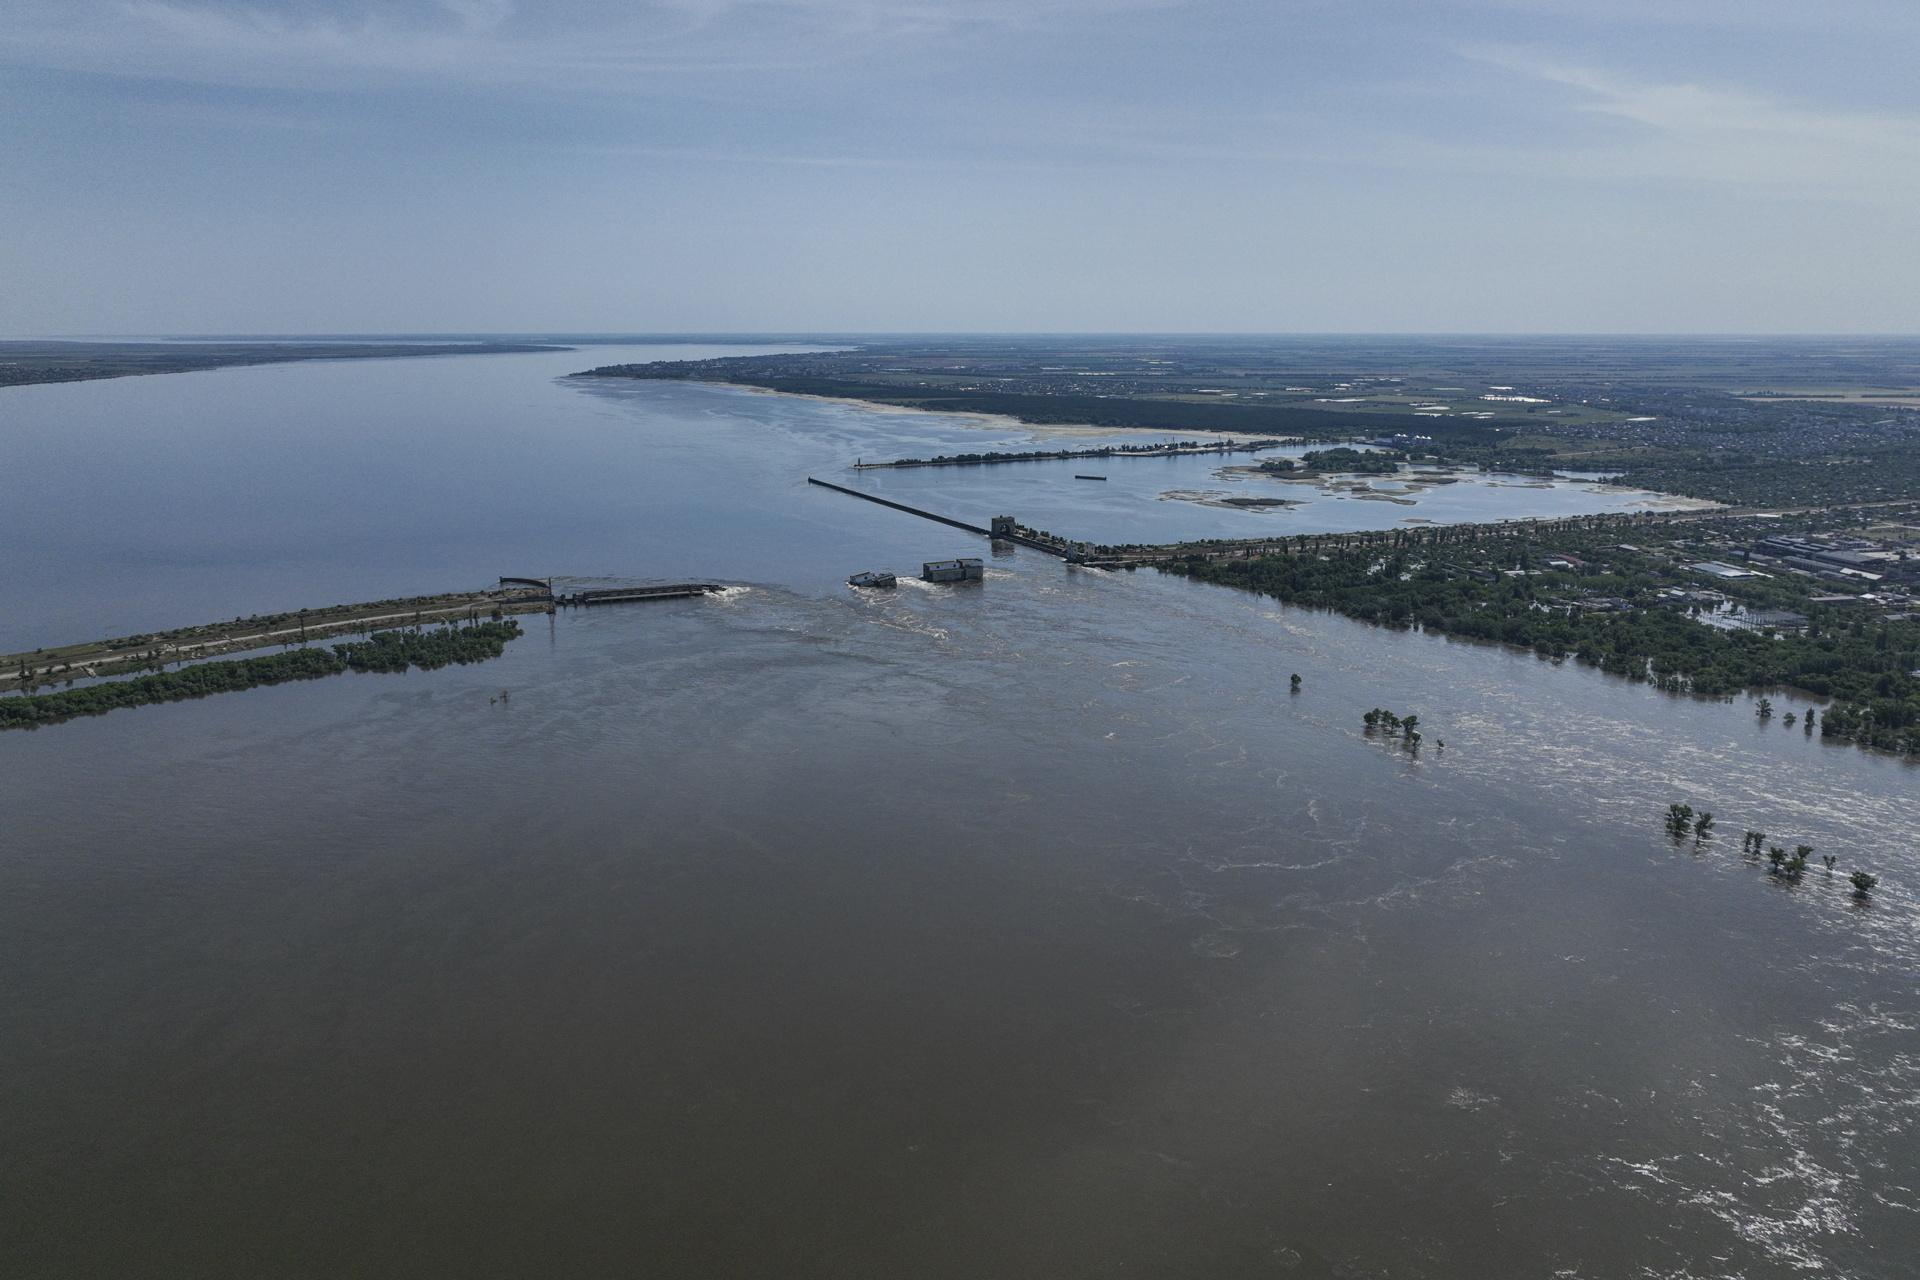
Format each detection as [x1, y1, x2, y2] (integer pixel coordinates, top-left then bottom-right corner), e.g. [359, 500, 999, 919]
[2, 0, 1917, 334]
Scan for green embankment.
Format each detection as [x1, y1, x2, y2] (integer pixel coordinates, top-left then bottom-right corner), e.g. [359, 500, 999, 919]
[0, 622, 522, 730]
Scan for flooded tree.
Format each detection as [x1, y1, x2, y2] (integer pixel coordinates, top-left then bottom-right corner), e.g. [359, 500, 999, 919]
[1850, 871, 1879, 899]
[1767, 846, 1808, 880]
[1364, 708, 1404, 734]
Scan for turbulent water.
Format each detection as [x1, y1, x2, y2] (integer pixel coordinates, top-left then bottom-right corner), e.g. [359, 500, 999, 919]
[2, 345, 1915, 1277]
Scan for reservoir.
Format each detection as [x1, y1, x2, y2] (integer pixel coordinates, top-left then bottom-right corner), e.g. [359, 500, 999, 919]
[2, 345, 1915, 1277]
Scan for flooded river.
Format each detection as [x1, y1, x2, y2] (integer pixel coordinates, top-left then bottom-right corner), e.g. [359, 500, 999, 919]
[1, 346, 1914, 1277]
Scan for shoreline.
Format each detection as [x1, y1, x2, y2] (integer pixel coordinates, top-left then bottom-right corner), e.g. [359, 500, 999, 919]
[0, 340, 568, 390]
[606, 376, 1245, 444]
[582, 375, 1727, 514]
[2, 588, 555, 693]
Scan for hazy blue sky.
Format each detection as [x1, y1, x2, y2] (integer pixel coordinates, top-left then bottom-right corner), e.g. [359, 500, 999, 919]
[3, 0, 1917, 334]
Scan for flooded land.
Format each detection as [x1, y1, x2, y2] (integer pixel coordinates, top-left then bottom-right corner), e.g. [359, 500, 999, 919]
[2, 344, 1915, 1277]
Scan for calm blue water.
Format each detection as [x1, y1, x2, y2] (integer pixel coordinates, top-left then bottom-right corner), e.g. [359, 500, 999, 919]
[1, 344, 836, 649]
[1, 346, 1915, 1278]
[3, 349, 1672, 652]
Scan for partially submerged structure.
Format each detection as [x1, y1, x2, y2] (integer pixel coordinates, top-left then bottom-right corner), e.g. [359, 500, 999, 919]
[922, 558, 985, 583]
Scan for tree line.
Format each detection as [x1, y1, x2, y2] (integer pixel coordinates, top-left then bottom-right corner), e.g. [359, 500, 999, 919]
[1171, 546, 1920, 755]
[0, 622, 523, 730]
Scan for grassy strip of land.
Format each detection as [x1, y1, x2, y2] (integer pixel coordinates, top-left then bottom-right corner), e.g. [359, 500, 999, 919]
[3, 588, 551, 691]
[0, 622, 522, 730]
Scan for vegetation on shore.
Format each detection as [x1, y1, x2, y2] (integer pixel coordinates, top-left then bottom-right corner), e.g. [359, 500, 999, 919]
[0, 622, 522, 730]
[3, 588, 551, 693]
[1416, 434, 1920, 511]
[1293, 447, 1404, 474]
[857, 439, 1283, 469]
[1161, 519, 1920, 755]
[577, 337, 1920, 510]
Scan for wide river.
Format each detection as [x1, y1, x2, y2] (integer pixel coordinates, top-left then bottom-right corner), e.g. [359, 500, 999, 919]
[2, 345, 1915, 1278]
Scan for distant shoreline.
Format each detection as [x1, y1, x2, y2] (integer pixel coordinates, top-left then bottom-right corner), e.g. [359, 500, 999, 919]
[0, 340, 568, 389]
[586, 374, 1257, 443]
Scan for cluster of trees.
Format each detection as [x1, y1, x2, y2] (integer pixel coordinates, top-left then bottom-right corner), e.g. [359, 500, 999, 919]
[1665, 803, 1715, 838]
[330, 623, 522, 673]
[869, 440, 1278, 468]
[1088, 505, 1712, 560]
[1398, 391, 1920, 509]
[1362, 707, 1425, 749]
[1673, 807, 1880, 900]
[0, 622, 522, 730]
[1296, 447, 1405, 474]
[1613, 449, 1920, 510]
[1172, 544, 1920, 755]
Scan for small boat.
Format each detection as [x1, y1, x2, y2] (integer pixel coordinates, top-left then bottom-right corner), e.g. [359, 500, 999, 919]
[848, 570, 897, 588]
[1074, 474, 1108, 481]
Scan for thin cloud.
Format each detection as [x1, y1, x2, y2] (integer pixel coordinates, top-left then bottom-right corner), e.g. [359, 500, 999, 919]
[0, 0, 1178, 87]
[1456, 49, 1920, 196]
[1473, 0, 1920, 32]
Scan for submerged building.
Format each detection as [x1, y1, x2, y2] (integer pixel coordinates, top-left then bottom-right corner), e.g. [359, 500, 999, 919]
[922, 558, 985, 583]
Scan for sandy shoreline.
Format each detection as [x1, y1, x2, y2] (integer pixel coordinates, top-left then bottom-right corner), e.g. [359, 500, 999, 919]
[1160, 489, 1302, 513]
[654, 378, 1257, 443]
[1592, 485, 1724, 512]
